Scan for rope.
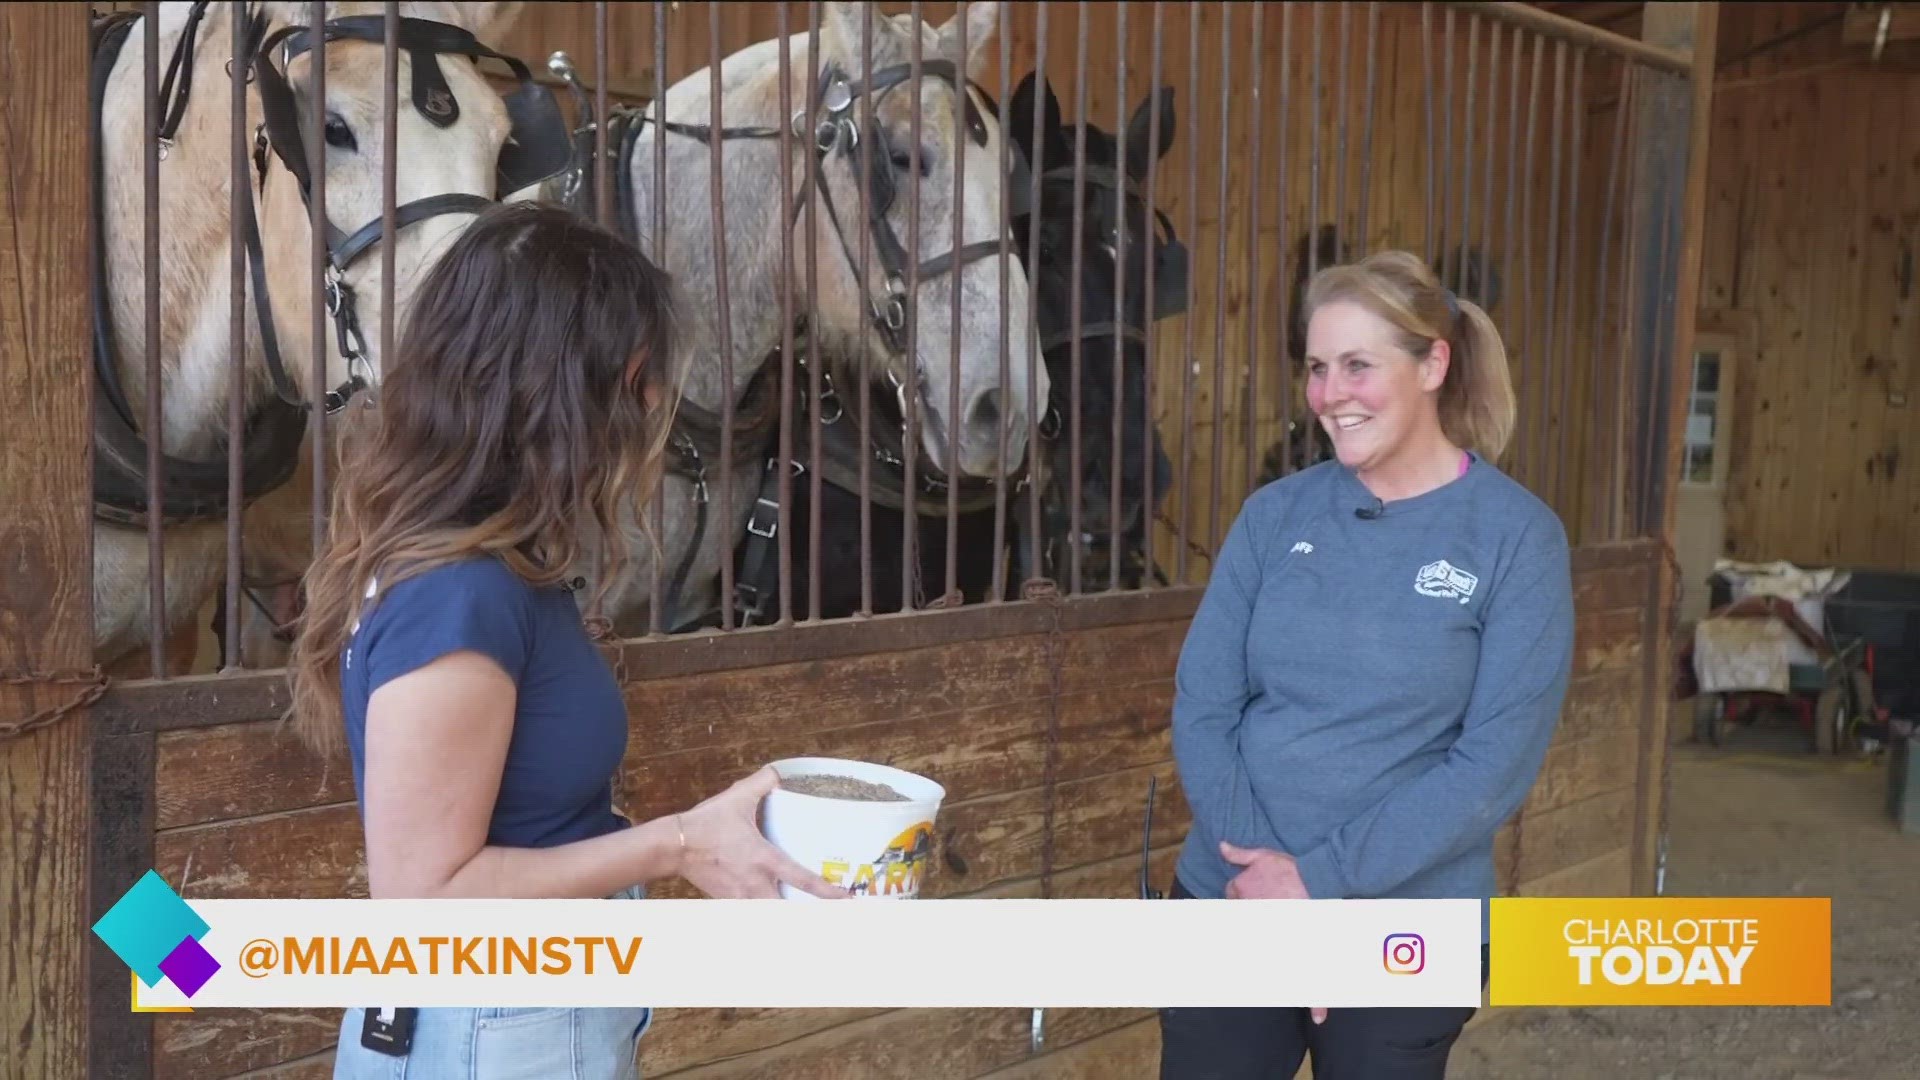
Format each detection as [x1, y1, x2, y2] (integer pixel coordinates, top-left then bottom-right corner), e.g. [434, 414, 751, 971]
[0, 668, 111, 743]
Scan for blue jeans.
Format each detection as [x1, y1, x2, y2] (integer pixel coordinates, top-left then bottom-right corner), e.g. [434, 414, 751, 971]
[332, 886, 653, 1079]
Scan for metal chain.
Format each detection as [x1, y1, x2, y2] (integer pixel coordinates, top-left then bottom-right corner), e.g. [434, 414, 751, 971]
[0, 668, 111, 742]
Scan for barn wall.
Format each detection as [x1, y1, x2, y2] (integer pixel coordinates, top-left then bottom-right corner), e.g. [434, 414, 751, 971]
[142, 539, 1663, 1079]
[1700, 2, 1920, 571]
[484, 2, 1649, 568]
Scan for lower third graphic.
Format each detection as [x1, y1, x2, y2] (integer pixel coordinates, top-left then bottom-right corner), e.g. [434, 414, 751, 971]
[93, 869, 222, 1001]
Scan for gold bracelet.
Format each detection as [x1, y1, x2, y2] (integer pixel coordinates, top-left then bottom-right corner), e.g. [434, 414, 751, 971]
[675, 814, 686, 855]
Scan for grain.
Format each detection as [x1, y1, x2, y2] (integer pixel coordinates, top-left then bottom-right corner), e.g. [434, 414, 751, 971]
[780, 774, 909, 802]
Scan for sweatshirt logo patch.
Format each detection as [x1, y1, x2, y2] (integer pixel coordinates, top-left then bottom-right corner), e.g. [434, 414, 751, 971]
[1291, 541, 1314, 555]
[1415, 559, 1479, 604]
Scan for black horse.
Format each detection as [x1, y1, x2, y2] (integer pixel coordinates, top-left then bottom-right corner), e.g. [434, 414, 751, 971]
[731, 72, 1186, 622]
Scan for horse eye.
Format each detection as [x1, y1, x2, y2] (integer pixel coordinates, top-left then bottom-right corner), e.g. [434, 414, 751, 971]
[324, 113, 357, 151]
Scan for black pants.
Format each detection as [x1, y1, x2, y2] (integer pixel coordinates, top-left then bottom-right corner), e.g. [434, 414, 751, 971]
[1157, 877, 1484, 1080]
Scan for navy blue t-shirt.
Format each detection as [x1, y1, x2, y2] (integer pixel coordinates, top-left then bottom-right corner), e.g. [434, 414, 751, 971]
[340, 556, 629, 849]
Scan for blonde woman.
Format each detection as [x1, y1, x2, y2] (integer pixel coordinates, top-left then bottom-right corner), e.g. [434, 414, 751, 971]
[287, 203, 844, 1078]
[1162, 250, 1572, 1078]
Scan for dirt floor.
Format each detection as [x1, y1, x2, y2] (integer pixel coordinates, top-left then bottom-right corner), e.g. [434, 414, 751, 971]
[1449, 721, 1920, 1080]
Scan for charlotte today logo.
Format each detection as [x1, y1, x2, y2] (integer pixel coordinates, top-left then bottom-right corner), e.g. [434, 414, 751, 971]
[1383, 933, 1426, 975]
[1564, 917, 1755, 987]
[93, 870, 222, 999]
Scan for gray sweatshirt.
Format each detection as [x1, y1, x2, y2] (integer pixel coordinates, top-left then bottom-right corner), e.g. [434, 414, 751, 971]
[1170, 452, 1573, 938]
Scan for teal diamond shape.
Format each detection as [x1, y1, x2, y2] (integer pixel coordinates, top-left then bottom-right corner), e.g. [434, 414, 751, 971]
[92, 870, 210, 988]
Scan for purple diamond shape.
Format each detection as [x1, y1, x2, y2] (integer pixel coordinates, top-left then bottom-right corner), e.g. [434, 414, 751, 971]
[158, 935, 220, 997]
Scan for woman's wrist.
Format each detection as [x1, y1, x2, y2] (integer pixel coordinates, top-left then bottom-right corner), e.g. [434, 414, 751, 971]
[626, 813, 688, 884]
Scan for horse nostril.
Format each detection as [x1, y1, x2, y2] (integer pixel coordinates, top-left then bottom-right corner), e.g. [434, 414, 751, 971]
[966, 388, 1003, 433]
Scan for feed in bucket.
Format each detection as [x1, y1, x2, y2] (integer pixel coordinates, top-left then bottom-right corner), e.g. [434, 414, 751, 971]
[761, 757, 945, 900]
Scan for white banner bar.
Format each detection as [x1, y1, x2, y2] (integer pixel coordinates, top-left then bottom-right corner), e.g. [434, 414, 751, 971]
[131, 898, 1482, 1010]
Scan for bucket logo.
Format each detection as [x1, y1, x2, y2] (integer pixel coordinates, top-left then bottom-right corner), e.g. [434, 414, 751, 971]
[821, 821, 934, 897]
[93, 870, 222, 1004]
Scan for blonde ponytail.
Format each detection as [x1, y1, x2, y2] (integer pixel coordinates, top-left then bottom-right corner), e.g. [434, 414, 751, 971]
[1301, 249, 1518, 462]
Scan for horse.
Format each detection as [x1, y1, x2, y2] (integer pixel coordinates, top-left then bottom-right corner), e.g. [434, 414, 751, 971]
[542, 1, 1043, 635]
[87, 1, 564, 678]
[718, 69, 1186, 620]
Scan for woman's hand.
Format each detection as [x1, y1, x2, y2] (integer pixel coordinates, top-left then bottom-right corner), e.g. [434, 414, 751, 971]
[674, 767, 849, 900]
[1219, 841, 1326, 1024]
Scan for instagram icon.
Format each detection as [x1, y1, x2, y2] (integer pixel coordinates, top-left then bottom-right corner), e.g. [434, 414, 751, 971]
[1383, 933, 1426, 975]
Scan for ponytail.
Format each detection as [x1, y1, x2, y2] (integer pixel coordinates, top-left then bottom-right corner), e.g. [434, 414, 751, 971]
[1301, 249, 1518, 462]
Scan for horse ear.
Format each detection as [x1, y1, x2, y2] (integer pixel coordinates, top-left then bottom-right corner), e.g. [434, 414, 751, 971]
[821, 1, 885, 75]
[1124, 85, 1176, 179]
[441, 2, 527, 43]
[1009, 71, 1039, 153]
[936, 1, 1000, 76]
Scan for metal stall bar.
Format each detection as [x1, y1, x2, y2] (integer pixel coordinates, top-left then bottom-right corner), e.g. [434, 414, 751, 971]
[991, 0, 1012, 602]
[776, 2, 796, 626]
[1308, 3, 1320, 281]
[1240, 5, 1263, 510]
[648, 0, 668, 638]
[1422, 3, 1435, 263]
[805, 0, 825, 622]
[1600, 66, 1635, 541]
[1208, 4, 1231, 558]
[1518, 33, 1542, 486]
[1111, 0, 1130, 592]
[595, 2, 609, 228]
[859, 2, 877, 614]
[1021, 3, 1048, 595]
[1069, 1, 1090, 595]
[1357, 2, 1378, 246]
[1460, 14, 1477, 294]
[1335, 2, 1350, 253]
[901, 0, 923, 611]
[144, 4, 165, 677]
[1273, 1, 1292, 480]
[1177, 1, 1197, 585]
[945, 1, 968, 604]
[1503, 22, 1522, 465]
[707, 4, 736, 630]
[224, 0, 252, 670]
[308, 1, 330, 573]
[1441, 2, 1692, 75]
[1538, 39, 1566, 502]
[1441, 6, 1453, 272]
[1140, 0, 1164, 586]
[1555, 46, 1586, 523]
[1479, 20, 1500, 308]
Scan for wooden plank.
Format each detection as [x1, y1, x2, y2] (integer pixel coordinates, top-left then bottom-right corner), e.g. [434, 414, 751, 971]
[978, 1016, 1160, 1080]
[155, 1009, 341, 1080]
[1517, 846, 1635, 897]
[1512, 786, 1637, 888]
[1574, 606, 1645, 674]
[1524, 733, 1640, 814]
[155, 803, 366, 900]
[156, 722, 355, 829]
[1553, 670, 1642, 744]
[0, 5, 99, 1079]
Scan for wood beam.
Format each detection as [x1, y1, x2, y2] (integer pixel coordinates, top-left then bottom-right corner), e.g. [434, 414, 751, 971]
[0, 4, 99, 1078]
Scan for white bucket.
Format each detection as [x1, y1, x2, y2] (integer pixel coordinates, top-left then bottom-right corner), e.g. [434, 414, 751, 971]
[760, 757, 945, 900]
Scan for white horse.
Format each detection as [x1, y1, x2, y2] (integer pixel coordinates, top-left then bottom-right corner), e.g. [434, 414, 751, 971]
[91, 1, 540, 677]
[548, 0, 1046, 634]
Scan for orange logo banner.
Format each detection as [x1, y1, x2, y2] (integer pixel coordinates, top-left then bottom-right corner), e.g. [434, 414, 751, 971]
[1489, 897, 1831, 1006]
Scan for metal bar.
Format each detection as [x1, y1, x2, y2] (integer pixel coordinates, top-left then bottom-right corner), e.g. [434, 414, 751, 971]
[859, 2, 876, 614]
[1556, 46, 1586, 524]
[1437, 2, 1691, 75]
[1023, 3, 1048, 591]
[648, 1, 667, 637]
[1308, 3, 1320, 281]
[1209, 4, 1231, 560]
[308, 0, 329, 575]
[144, 4, 164, 678]
[1110, 0, 1130, 592]
[1177, 0, 1198, 585]
[225, 1, 251, 670]
[1461, 14, 1477, 294]
[595, 2, 610, 228]
[1274, 1, 1292, 477]
[776, 3, 795, 627]
[1069, 1, 1089, 595]
[1441, 6, 1453, 270]
[1504, 22, 1522, 459]
[1422, 4, 1435, 262]
[1539, 39, 1566, 501]
[806, 0, 824, 621]
[1480, 20, 1500, 306]
[1358, 2, 1378, 246]
[1518, 33, 1542, 486]
[707, 5, 736, 630]
[947, 1, 967, 602]
[1335, 2, 1349, 250]
[903, 1, 923, 611]
[1141, 0, 1163, 585]
[1241, 4, 1263, 511]
[991, 0, 1012, 603]
[1601, 66, 1634, 540]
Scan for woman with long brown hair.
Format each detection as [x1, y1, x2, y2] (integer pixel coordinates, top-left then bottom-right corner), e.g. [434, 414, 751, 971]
[288, 202, 843, 1077]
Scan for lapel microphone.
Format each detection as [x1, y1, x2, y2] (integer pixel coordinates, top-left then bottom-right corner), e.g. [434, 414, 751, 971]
[1355, 499, 1384, 520]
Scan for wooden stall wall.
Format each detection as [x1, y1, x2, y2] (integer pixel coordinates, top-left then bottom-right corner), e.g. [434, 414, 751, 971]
[1700, 2, 1920, 571]
[139, 539, 1665, 1079]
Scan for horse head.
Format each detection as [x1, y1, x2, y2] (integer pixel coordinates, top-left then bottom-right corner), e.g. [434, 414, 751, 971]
[1005, 71, 1181, 587]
